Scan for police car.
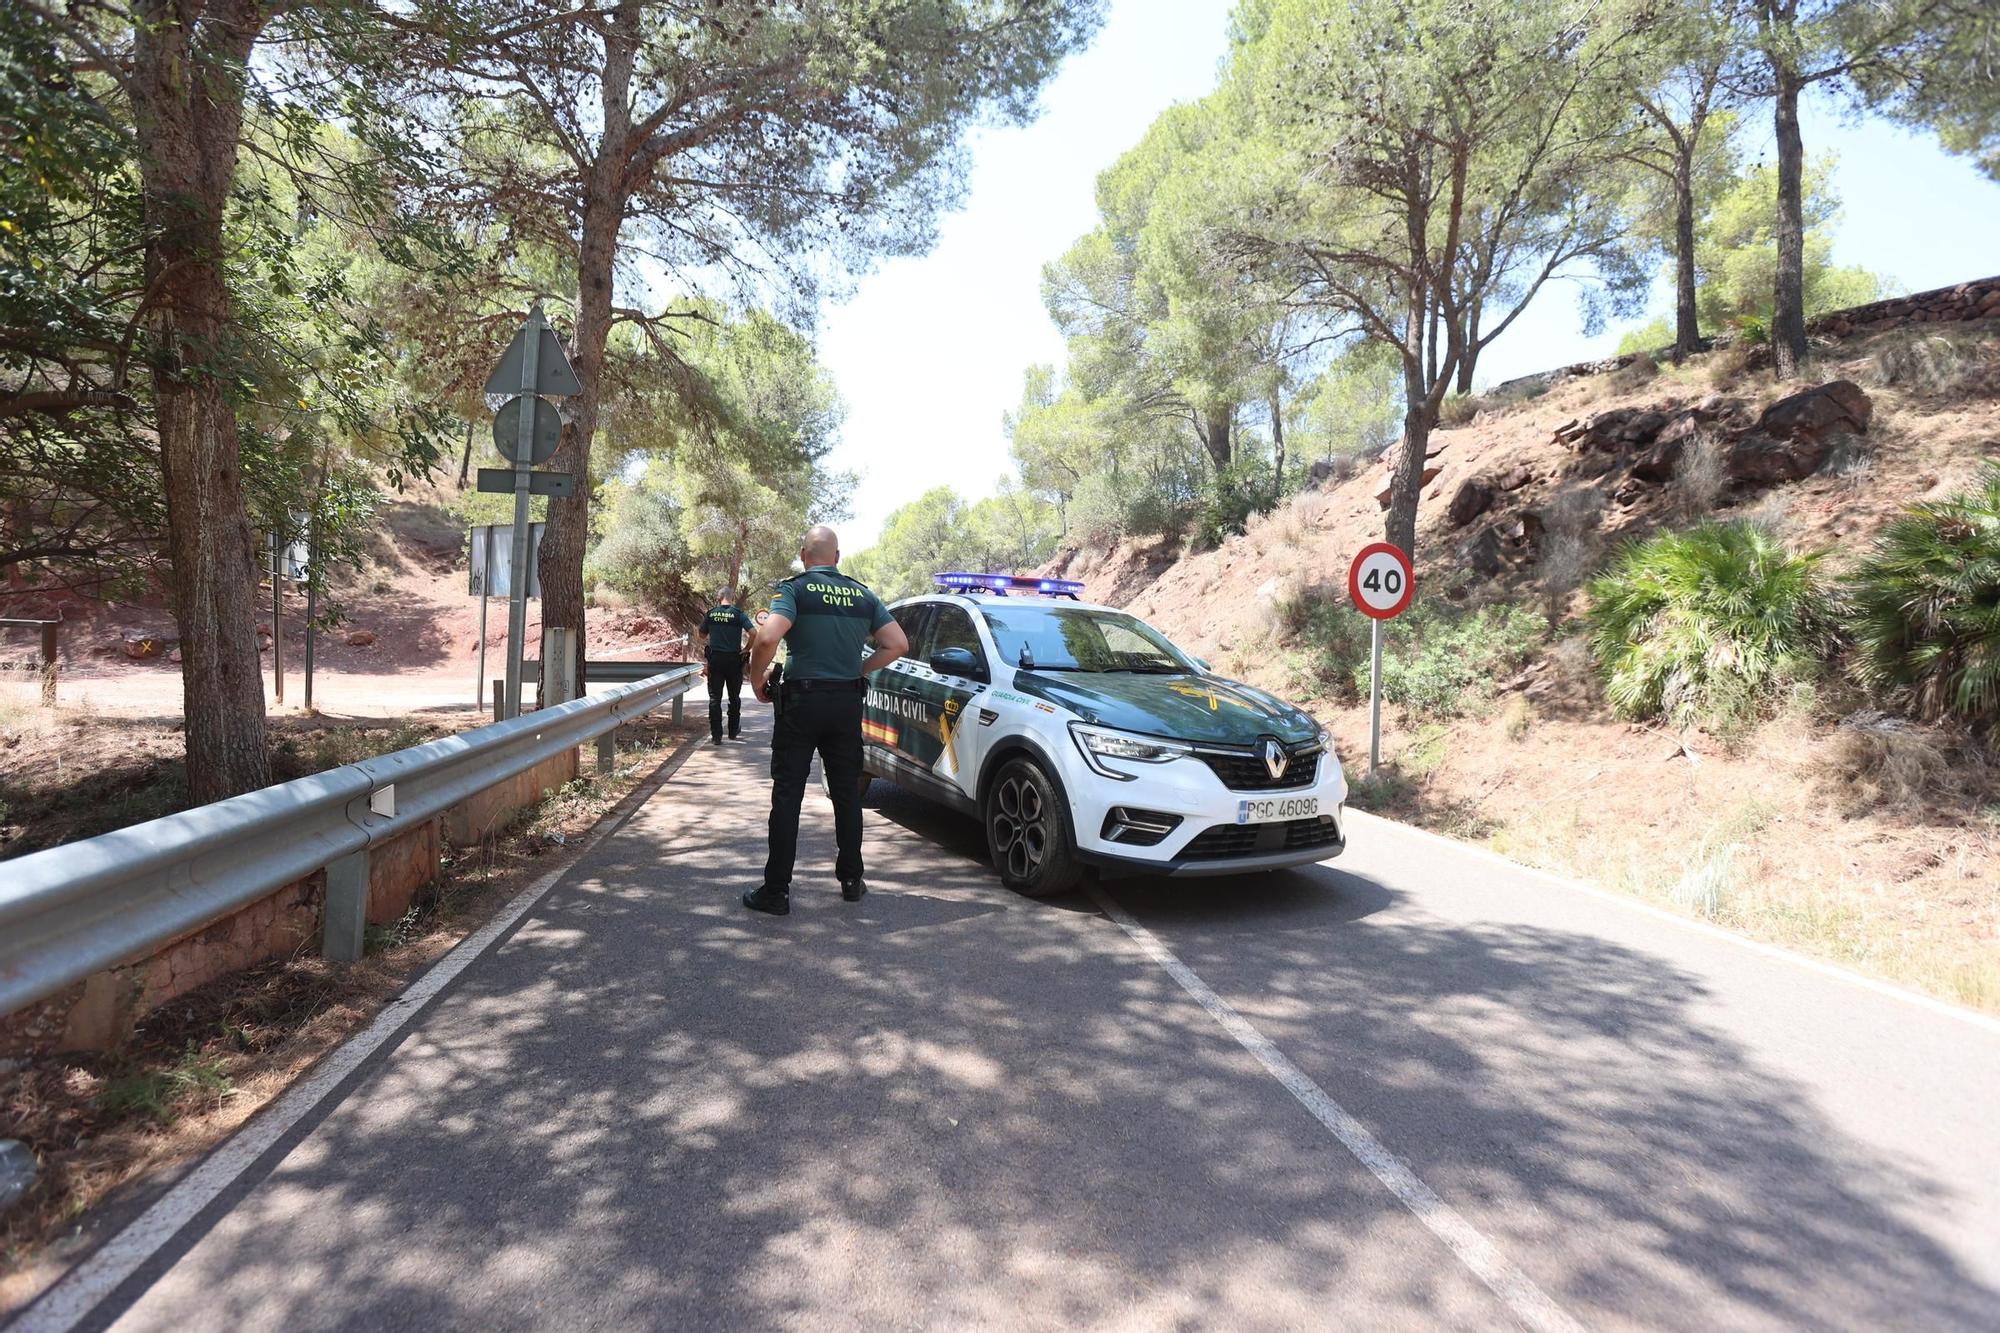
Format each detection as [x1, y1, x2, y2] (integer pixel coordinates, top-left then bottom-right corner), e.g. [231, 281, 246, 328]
[854, 572, 1347, 896]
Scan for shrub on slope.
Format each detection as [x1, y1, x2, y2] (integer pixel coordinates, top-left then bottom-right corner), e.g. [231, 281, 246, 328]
[1586, 522, 1834, 732]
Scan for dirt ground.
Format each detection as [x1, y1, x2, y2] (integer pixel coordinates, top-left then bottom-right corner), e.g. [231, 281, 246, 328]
[0, 485, 691, 723]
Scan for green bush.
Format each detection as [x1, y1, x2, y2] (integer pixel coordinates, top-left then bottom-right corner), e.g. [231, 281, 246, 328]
[1194, 458, 1270, 547]
[1278, 582, 1373, 701]
[1586, 521, 1833, 731]
[1380, 599, 1545, 718]
[1280, 586, 1542, 716]
[1844, 462, 2000, 722]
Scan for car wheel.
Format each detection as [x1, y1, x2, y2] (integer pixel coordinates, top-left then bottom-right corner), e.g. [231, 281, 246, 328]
[985, 757, 1080, 897]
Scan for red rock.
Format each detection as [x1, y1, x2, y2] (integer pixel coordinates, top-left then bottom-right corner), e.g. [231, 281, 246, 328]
[345, 629, 376, 647]
[1726, 431, 1830, 486]
[1447, 477, 1495, 528]
[1373, 467, 1443, 510]
[1757, 380, 1872, 445]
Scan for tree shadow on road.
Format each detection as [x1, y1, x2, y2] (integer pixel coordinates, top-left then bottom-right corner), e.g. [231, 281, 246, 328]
[81, 742, 2000, 1331]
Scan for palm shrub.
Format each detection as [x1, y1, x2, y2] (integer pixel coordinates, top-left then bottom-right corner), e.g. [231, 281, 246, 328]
[1585, 522, 1834, 731]
[1844, 462, 2000, 722]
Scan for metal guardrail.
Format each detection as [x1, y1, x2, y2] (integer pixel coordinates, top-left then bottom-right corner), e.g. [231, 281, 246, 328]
[0, 665, 700, 1018]
[523, 657, 694, 686]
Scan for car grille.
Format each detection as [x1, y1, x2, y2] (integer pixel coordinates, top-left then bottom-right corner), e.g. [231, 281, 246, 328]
[1181, 815, 1344, 861]
[1196, 742, 1322, 792]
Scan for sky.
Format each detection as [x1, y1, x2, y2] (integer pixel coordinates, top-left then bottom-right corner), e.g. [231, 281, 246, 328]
[817, 0, 2000, 551]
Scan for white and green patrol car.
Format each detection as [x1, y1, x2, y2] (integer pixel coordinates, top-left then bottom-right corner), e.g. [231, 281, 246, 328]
[853, 572, 1347, 896]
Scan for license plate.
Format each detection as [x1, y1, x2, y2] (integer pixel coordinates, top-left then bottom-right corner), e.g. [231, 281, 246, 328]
[1237, 795, 1320, 824]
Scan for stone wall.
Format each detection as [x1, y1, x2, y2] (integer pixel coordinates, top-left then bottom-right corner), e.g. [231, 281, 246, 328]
[0, 745, 582, 1055]
[1480, 275, 2000, 405]
[1808, 276, 2000, 337]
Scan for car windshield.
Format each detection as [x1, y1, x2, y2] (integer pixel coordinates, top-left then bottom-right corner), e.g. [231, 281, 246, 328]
[979, 604, 1195, 674]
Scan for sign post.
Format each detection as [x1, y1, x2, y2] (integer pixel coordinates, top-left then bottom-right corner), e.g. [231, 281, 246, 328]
[1346, 541, 1415, 777]
[482, 306, 580, 719]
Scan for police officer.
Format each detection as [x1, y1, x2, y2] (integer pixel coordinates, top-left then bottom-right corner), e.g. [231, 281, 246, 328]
[696, 588, 754, 743]
[742, 526, 908, 915]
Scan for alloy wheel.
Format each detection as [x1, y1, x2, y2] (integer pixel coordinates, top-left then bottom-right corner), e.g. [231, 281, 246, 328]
[990, 773, 1047, 881]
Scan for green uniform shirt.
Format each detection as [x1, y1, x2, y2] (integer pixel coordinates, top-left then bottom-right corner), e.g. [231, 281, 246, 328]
[700, 603, 754, 654]
[769, 565, 892, 681]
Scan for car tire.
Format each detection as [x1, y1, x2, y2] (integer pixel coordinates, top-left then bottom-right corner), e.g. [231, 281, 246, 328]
[984, 757, 1080, 897]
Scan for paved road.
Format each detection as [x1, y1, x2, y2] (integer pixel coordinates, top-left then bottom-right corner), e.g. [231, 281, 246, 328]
[29, 715, 2000, 1330]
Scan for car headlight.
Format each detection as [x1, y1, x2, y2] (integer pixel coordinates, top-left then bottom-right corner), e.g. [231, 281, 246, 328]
[1316, 725, 1332, 752]
[1070, 722, 1191, 780]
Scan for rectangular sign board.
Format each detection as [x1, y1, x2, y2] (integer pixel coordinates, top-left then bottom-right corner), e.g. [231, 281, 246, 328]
[267, 529, 309, 582]
[476, 467, 575, 498]
[468, 522, 544, 599]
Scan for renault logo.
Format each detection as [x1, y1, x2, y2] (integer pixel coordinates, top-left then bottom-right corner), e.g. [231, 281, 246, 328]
[1260, 738, 1287, 781]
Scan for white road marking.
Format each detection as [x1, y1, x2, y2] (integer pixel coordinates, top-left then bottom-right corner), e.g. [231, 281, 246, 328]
[1345, 809, 2000, 1038]
[1088, 883, 1586, 1333]
[13, 733, 708, 1332]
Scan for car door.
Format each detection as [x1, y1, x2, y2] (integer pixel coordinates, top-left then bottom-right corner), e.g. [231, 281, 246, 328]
[908, 602, 991, 797]
[864, 601, 935, 772]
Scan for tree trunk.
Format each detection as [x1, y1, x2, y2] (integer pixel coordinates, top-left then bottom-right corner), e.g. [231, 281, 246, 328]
[1196, 406, 1233, 472]
[1672, 152, 1701, 361]
[1385, 395, 1435, 558]
[456, 420, 474, 488]
[538, 6, 637, 697]
[133, 0, 272, 804]
[1453, 295, 1483, 394]
[1771, 66, 1808, 377]
[1268, 392, 1285, 505]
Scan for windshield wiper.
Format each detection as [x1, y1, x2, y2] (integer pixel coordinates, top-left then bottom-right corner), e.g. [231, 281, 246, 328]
[1103, 663, 1186, 674]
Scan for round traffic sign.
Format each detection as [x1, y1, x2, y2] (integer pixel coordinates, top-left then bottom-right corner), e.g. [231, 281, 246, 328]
[1347, 542, 1414, 619]
[492, 395, 562, 465]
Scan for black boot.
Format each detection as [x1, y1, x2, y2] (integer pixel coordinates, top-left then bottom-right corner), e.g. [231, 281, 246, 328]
[841, 877, 867, 903]
[742, 884, 790, 915]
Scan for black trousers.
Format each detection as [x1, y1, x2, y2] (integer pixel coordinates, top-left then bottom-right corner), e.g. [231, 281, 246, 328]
[763, 682, 865, 891]
[706, 651, 744, 739]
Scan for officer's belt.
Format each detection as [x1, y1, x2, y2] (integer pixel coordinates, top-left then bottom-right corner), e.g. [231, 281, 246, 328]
[781, 677, 866, 696]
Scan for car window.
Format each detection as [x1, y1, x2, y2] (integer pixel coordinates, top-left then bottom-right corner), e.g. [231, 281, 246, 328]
[892, 602, 936, 661]
[979, 605, 1194, 673]
[930, 605, 988, 674]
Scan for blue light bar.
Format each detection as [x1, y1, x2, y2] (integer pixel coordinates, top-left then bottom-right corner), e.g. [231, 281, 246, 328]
[932, 572, 1085, 599]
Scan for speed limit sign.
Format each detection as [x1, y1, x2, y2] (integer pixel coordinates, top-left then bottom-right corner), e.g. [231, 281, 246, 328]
[1347, 542, 1414, 619]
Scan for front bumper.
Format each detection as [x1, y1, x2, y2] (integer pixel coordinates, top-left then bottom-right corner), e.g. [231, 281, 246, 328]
[1058, 743, 1349, 878]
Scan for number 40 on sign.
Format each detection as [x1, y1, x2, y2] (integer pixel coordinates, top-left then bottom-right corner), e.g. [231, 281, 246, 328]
[1346, 542, 1414, 776]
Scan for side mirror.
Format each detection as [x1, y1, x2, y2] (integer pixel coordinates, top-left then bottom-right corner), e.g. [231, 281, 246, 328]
[930, 647, 984, 680]
[1192, 657, 1211, 674]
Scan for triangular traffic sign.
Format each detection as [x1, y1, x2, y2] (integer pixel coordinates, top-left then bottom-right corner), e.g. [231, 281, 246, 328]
[483, 311, 583, 398]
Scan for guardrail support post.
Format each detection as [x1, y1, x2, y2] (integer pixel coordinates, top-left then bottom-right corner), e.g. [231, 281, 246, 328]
[596, 729, 615, 774]
[671, 695, 683, 725]
[491, 678, 503, 723]
[323, 850, 368, 962]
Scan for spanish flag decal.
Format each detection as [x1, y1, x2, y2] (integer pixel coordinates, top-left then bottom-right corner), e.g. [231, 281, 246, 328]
[862, 719, 898, 746]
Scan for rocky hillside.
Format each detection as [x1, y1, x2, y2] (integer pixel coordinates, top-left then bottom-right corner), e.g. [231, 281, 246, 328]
[1047, 301, 2000, 1012]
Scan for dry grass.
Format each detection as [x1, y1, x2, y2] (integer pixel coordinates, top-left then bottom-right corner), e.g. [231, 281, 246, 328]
[1674, 430, 1730, 520]
[1249, 498, 1312, 553]
[1537, 489, 1601, 627]
[1861, 330, 1994, 397]
[1802, 711, 1957, 816]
